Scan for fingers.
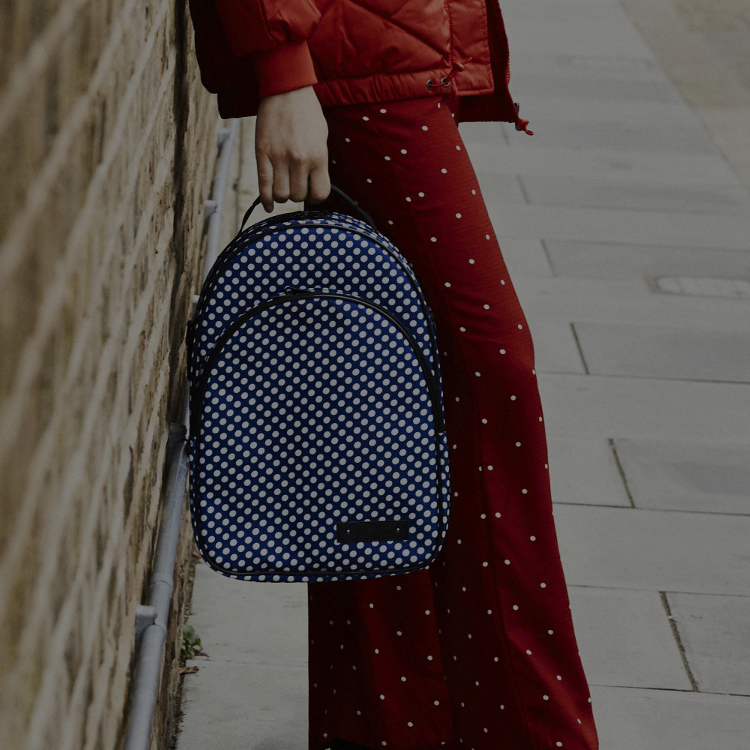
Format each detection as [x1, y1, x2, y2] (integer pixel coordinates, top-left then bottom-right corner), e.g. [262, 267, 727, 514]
[307, 161, 331, 205]
[259, 156, 296, 212]
[255, 87, 330, 212]
[288, 153, 310, 203]
[260, 156, 330, 212]
[256, 152, 275, 213]
[271, 154, 292, 206]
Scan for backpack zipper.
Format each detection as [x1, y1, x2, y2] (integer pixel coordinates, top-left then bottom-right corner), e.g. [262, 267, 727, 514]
[191, 290, 445, 437]
[190, 216, 439, 387]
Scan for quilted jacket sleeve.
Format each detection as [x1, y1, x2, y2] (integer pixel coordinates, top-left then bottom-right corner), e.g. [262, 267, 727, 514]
[213, 0, 322, 97]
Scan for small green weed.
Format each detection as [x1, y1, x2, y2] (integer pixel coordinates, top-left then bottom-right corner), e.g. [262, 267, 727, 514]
[181, 623, 203, 659]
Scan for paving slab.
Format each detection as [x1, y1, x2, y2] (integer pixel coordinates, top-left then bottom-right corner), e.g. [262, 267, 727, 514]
[519, 175, 750, 214]
[184, 564, 308, 666]
[538, 373, 750, 443]
[510, 73, 683, 104]
[613, 438, 750, 514]
[507, 0, 627, 20]
[553, 505, 750, 595]
[465, 142, 740, 184]
[666, 592, 750, 695]
[508, 51, 669, 81]
[651, 274, 750, 298]
[699, 28, 750, 93]
[547, 437, 631, 507]
[543, 239, 750, 282]
[590, 685, 750, 750]
[177, 660, 308, 750]
[505, 17, 654, 58]
[487, 202, 750, 248]
[573, 321, 750, 382]
[511, 274, 654, 310]
[568, 586, 691, 689]
[512, 96, 704, 130]
[514, 276, 747, 333]
[526, 319, 586, 374]
[520, 119, 718, 155]
[471, 171, 528, 205]
[494, 237, 554, 278]
[458, 120, 507, 145]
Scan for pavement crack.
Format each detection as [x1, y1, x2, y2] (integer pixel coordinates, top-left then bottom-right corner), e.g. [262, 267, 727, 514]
[569, 322, 590, 374]
[608, 438, 636, 508]
[660, 591, 700, 692]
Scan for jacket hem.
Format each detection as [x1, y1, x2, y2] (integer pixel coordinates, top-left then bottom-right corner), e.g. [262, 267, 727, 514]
[217, 84, 531, 134]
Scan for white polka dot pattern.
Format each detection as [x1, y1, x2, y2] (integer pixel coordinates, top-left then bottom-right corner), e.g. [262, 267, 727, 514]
[188, 209, 451, 582]
[189, 210, 433, 384]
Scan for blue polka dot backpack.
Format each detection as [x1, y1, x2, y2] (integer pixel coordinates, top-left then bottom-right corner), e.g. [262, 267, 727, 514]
[187, 186, 451, 582]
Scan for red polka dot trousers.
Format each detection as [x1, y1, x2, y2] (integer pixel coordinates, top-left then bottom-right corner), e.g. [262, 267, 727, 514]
[305, 94, 599, 750]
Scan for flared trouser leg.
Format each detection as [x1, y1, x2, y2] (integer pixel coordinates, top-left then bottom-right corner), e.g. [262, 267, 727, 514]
[305, 94, 599, 750]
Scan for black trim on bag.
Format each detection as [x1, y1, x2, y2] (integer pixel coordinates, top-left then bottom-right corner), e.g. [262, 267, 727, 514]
[336, 520, 410, 543]
[190, 291, 447, 581]
[197, 213, 379, 313]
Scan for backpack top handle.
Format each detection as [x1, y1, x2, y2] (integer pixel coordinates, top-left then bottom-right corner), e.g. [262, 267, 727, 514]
[239, 185, 377, 233]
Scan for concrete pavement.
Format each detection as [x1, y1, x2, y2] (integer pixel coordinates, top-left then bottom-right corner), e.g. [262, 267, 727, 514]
[175, 0, 750, 747]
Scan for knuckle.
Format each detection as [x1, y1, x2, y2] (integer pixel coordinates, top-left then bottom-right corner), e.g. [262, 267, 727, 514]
[255, 140, 272, 157]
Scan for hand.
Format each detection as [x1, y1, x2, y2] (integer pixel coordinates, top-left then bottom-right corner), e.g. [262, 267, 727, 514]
[255, 86, 331, 213]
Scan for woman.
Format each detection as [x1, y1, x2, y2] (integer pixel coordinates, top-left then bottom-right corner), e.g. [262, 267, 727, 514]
[188, 2, 599, 749]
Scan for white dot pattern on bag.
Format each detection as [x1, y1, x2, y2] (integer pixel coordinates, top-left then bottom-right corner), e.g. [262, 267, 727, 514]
[189, 213, 451, 583]
[191, 215, 420, 380]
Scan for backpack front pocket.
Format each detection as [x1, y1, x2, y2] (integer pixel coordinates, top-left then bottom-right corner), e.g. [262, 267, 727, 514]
[190, 292, 447, 581]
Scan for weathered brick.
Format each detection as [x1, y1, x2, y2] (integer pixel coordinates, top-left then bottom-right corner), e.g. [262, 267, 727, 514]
[0, 0, 218, 746]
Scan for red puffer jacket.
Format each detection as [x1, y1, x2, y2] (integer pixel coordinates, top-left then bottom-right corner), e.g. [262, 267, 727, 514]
[187, 0, 531, 133]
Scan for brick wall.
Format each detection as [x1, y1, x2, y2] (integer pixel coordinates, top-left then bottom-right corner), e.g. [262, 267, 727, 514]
[0, 1, 219, 748]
